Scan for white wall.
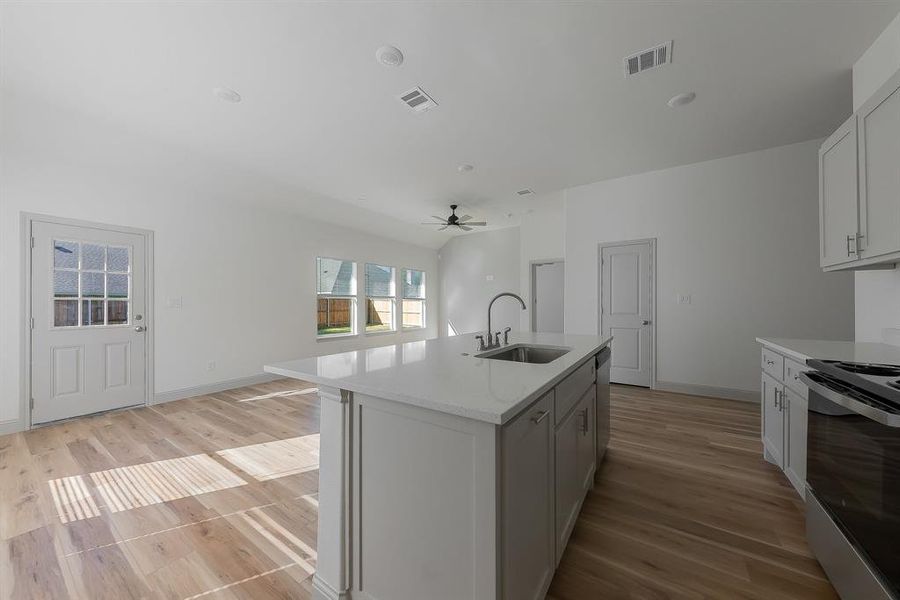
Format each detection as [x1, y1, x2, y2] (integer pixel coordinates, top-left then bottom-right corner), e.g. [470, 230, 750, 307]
[0, 94, 438, 432]
[564, 139, 855, 395]
[439, 227, 521, 337]
[852, 10, 900, 344]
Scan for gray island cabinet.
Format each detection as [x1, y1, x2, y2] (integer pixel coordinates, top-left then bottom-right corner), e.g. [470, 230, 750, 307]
[266, 332, 612, 600]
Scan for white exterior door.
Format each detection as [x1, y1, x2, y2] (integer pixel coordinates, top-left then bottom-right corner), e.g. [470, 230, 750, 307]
[533, 261, 564, 333]
[600, 241, 653, 387]
[31, 221, 148, 424]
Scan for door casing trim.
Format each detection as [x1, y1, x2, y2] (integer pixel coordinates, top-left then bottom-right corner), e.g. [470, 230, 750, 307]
[597, 238, 657, 390]
[21, 212, 155, 431]
[529, 258, 565, 332]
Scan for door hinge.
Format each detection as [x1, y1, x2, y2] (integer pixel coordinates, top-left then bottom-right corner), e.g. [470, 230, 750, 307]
[30, 317, 34, 329]
[29, 397, 34, 410]
[30, 237, 35, 249]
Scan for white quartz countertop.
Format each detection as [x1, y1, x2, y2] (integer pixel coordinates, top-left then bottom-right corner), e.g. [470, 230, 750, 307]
[756, 337, 900, 365]
[265, 332, 612, 425]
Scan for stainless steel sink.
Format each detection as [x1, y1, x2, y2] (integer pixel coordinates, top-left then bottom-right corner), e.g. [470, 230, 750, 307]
[476, 344, 570, 364]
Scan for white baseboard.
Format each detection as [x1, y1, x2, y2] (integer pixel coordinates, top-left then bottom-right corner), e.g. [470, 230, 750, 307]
[654, 380, 757, 403]
[312, 576, 349, 600]
[0, 418, 24, 436]
[153, 373, 282, 405]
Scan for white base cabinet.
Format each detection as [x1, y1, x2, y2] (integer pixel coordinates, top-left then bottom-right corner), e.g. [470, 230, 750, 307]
[759, 344, 809, 499]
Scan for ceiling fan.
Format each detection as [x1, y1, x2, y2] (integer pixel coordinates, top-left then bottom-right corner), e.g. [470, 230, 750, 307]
[421, 204, 487, 231]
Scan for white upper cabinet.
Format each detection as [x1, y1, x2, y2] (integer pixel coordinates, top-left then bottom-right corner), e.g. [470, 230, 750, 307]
[858, 68, 900, 263]
[820, 67, 900, 271]
[819, 115, 859, 268]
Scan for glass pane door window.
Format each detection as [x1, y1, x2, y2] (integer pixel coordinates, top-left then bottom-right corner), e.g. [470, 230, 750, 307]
[317, 257, 357, 336]
[366, 263, 395, 332]
[401, 269, 425, 329]
[52, 240, 131, 327]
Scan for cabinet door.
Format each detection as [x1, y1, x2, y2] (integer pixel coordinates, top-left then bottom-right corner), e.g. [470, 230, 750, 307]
[576, 386, 597, 494]
[859, 69, 900, 261]
[783, 386, 808, 499]
[819, 114, 860, 268]
[761, 372, 784, 467]
[502, 392, 554, 600]
[555, 400, 581, 561]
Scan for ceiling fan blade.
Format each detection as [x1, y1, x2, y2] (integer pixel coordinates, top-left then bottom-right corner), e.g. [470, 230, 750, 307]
[431, 215, 446, 222]
[420, 222, 446, 225]
[458, 214, 472, 222]
[439, 225, 449, 231]
[460, 225, 473, 231]
[464, 221, 487, 226]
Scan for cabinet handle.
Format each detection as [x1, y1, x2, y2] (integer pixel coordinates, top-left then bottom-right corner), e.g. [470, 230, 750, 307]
[531, 410, 549, 425]
[774, 388, 780, 408]
[847, 233, 860, 256]
[766, 359, 775, 366]
[581, 408, 589, 435]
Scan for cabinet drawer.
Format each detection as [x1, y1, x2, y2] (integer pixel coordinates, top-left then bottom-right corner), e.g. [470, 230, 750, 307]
[784, 357, 809, 396]
[761, 347, 784, 381]
[555, 359, 595, 425]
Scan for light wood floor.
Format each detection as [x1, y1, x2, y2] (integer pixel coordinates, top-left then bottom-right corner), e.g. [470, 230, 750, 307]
[0, 381, 837, 599]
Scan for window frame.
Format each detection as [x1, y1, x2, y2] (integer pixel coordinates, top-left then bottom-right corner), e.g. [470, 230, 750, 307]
[51, 239, 133, 329]
[364, 263, 397, 335]
[316, 257, 358, 340]
[400, 268, 426, 331]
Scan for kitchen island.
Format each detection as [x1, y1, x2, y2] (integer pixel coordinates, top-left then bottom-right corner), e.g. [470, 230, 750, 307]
[266, 332, 612, 600]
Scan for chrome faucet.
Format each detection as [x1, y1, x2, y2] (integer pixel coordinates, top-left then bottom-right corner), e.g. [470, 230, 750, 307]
[478, 292, 526, 351]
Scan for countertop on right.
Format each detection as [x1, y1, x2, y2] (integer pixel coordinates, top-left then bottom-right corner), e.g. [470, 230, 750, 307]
[756, 337, 900, 365]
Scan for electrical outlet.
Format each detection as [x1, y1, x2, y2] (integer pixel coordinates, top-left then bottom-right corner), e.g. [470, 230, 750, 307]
[167, 297, 183, 309]
[486, 275, 494, 281]
[207, 361, 216, 371]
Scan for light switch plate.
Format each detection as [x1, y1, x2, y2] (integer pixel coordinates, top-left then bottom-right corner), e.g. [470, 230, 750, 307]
[676, 294, 692, 305]
[167, 297, 183, 309]
[486, 275, 494, 281]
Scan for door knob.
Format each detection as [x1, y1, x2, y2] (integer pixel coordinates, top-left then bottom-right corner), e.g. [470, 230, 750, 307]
[134, 326, 146, 332]
[641, 320, 651, 325]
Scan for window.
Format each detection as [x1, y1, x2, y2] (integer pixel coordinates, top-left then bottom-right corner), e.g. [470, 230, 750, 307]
[401, 269, 426, 329]
[53, 240, 131, 327]
[317, 258, 356, 337]
[365, 263, 395, 333]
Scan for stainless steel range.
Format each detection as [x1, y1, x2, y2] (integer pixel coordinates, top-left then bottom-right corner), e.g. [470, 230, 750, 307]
[800, 360, 900, 600]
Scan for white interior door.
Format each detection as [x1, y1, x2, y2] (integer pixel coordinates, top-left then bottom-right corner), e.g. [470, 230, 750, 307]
[600, 241, 653, 387]
[533, 261, 564, 333]
[31, 221, 148, 424]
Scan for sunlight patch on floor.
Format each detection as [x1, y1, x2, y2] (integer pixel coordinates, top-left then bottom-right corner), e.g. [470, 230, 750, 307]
[237, 388, 318, 402]
[48, 475, 101, 523]
[217, 435, 319, 481]
[89, 454, 247, 513]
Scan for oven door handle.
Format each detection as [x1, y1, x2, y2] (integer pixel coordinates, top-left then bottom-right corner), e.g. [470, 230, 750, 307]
[799, 372, 900, 427]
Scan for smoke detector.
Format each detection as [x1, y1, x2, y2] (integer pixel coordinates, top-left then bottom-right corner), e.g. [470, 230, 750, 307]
[376, 45, 404, 67]
[212, 87, 242, 103]
[399, 87, 438, 113]
[624, 41, 673, 77]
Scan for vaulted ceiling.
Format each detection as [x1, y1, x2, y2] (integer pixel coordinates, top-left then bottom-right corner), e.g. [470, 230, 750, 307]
[3, 1, 898, 248]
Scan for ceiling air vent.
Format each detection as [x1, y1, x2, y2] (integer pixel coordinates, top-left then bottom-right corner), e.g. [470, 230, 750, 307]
[624, 41, 673, 77]
[399, 86, 438, 113]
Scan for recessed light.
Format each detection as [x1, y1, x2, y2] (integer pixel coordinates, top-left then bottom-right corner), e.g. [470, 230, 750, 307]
[213, 87, 242, 103]
[457, 164, 474, 173]
[376, 45, 404, 67]
[667, 92, 696, 108]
